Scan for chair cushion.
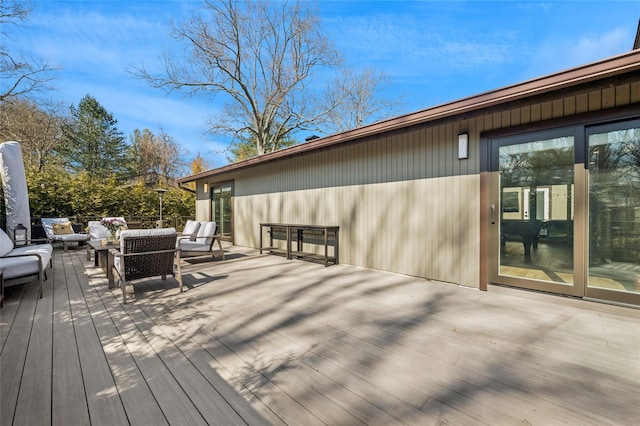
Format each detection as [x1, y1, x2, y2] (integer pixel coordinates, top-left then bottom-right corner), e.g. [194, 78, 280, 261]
[53, 222, 73, 235]
[88, 221, 107, 240]
[0, 228, 14, 256]
[182, 220, 200, 240]
[88, 218, 127, 241]
[180, 240, 212, 252]
[119, 228, 176, 252]
[195, 221, 217, 245]
[0, 243, 53, 279]
[41, 218, 70, 238]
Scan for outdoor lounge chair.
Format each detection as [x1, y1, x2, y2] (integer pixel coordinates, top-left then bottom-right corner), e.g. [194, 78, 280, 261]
[41, 217, 87, 251]
[177, 221, 225, 261]
[110, 228, 182, 304]
[0, 228, 53, 304]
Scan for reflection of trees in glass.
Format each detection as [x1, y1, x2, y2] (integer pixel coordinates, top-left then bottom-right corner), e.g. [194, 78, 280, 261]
[589, 128, 640, 265]
[500, 142, 573, 224]
[500, 147, 573, 188]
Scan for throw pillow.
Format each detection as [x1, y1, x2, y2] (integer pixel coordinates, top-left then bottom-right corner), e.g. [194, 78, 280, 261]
[0, 228, 14, 256]
[52, 222, 73, 235]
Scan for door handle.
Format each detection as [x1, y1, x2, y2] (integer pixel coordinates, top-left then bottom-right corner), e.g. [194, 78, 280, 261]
[491, 204, 496, 224]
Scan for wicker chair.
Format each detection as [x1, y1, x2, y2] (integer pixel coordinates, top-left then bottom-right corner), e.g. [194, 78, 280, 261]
[110, 229, 182, 304]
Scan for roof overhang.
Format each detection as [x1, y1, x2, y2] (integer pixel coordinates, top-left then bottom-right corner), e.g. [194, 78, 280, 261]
[178, 49, 640, 184]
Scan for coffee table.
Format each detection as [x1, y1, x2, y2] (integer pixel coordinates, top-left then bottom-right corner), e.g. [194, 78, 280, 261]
[87, 240, 119, 288]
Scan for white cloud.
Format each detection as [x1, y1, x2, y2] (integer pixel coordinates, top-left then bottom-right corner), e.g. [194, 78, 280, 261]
[530, 26, 633, 76]
[323, 9, 520, 81]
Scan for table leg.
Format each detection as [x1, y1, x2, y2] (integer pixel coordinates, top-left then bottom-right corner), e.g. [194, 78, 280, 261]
[107, 250, 115, 289]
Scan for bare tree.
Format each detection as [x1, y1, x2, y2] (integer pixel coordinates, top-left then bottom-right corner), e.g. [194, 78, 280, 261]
[325, 66, 402, 133]
[0, 97, 67, 170]
[133, 0, 341, 156]
[0, 0, 57, 102]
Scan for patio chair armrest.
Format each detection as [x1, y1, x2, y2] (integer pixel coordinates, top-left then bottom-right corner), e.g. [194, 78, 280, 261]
[113, 248, 179, 259]
[1, 252, 46, 268]
[25, 238, 50, 245]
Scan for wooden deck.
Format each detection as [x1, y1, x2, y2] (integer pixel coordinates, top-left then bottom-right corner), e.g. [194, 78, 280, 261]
[1, 244, 639, 425]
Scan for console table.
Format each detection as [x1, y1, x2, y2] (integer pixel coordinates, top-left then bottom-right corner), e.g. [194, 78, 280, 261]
[259, 223, 339, 267]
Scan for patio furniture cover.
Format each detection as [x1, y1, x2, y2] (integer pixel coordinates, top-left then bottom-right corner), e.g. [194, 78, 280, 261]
[0, 142, 31, 241]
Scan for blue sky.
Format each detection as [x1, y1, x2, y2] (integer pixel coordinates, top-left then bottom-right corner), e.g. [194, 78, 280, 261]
[7, 1, 639, 169]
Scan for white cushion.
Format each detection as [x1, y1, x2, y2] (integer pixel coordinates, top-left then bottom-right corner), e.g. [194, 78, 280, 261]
[182, 220, 200, 240]
[195, 222, 217, 245]
[88, 221, 108, 240]
[41, 218, 70, 238]
[54, 233, 88, 242]
[179, 240, 212, 252]
[0, 228, 14, 256]
[41, 218, 86, 241]
[119, 228, 176, 252]
[0, 243, 53, 279]
[119, 228, 176, 238]
[88, 217, 127, 241]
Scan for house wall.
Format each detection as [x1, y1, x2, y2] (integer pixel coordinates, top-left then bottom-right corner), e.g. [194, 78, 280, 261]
[200, 74, 639, 289]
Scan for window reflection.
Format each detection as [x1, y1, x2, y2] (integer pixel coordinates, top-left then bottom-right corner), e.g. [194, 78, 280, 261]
[588, 127, 640, 293]
[499, 136, 574, 284]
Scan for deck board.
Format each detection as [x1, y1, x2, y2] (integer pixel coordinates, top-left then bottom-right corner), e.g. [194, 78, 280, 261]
[52, 252, 91, 425]
[1, 245, 639, 425]
[13, 266, 53, 426]
[1, 282, 39, 425]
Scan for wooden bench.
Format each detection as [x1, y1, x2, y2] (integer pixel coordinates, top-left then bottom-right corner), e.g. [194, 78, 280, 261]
[259, 223, 339, 266]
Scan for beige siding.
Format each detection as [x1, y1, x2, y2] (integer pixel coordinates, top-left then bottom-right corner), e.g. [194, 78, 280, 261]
[199, 77, 638, 289]
[234, 175, 481, 287]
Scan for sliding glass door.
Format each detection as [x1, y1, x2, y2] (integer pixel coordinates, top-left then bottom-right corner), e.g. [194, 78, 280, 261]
[587, 122, 640, 302]
[211, 182, 233, 239]
[488, 119, 639, 305]
[492, 131, 578, 295]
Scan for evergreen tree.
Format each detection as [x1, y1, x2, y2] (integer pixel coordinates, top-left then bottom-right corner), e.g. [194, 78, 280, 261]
[61, 94, 128, 178]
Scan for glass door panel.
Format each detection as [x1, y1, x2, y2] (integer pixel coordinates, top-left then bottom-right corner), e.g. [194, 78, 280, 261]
[588, 126, 640, 295]
[212, 183, 233, 239]
[498, 136, 575, 288]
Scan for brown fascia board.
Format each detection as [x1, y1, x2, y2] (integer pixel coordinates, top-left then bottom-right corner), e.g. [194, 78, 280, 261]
[178, 50, 640, 184]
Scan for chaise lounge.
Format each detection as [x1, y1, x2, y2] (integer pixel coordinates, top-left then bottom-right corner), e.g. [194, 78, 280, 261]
[0, 229, 53, 305]
[41, 218, 88, 251]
